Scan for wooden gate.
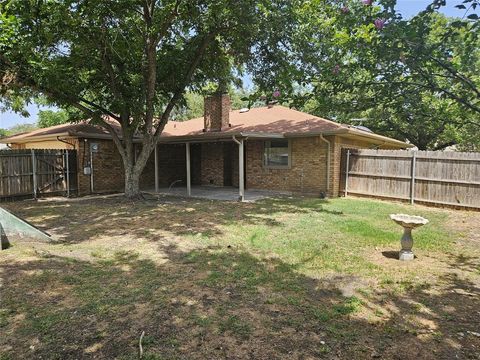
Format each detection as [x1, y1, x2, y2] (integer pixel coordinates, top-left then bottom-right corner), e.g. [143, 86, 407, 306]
[0, 149, 77, 201]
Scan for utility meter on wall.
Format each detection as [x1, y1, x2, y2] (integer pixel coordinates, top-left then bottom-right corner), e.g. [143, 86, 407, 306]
[90, 143, 99, 153]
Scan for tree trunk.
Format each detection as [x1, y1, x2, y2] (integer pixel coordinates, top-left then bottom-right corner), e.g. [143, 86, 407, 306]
[121, 137, 155, 200]
[124, 165, 142, 199]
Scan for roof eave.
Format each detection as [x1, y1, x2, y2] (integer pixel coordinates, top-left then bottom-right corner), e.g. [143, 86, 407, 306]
[284, 128, 413, 148]
[0, 131, 144, 144]
[284, 129, 348, 138]
[340, 128, 413, 148]
[73, 131, 142, 141]
[0, 132, 72, 144]
[157, 131, 285, 143]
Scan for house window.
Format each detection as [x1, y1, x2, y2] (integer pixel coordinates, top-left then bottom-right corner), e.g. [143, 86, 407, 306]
[264, 139, 290, 168]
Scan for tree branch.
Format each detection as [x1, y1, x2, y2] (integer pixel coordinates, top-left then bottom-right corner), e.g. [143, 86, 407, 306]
[54, 97, 127, 159]
[153, 33, 215, 141]
[433, 140, 457, 151]
[426, 54, 480, 99]
[153, 0, 182, 45]
[413, 67, 480, 114]
[77, 97, 121, 121]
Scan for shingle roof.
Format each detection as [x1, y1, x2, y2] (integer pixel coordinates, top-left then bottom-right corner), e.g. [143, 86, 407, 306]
[161, 106, 344, 137]
[0, 105, 412, 148]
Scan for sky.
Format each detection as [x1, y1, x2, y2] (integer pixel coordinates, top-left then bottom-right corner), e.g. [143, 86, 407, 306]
[0, 0, 467, 129]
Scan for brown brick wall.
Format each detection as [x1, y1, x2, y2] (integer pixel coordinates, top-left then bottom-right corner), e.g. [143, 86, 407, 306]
[329, 136, 342, 198]
[200, 143, 225, 186]
[157, 144, 187, 187]
[76, 139, 91, 195]
[231, 143, 239, 188]
[245, 137, 328, 195]
[196, 142, 239, 187]
[76, 138, 125, 195]
[66, 134, 398, 197]
[204, 94, 230, 131]
[138, 144, 187, 190]
[76, 139, 179, 195]
[191, 144, 202, 185]
[139, 145, 156, 189]
[328, 136, 386, 197]
[140, 142, 237, 189]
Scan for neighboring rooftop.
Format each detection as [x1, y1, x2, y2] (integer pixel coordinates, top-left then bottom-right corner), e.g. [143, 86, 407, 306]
[0, 120, 124, 143]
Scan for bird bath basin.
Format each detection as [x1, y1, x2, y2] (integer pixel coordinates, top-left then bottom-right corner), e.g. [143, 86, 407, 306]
[390, 214, 429, 261]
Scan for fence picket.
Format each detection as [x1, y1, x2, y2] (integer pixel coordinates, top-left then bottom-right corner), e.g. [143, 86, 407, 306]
[0, 149, 77, 201]
[341, 149, 480, 209]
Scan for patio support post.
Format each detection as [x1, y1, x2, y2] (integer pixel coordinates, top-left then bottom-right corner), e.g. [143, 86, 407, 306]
[154, 145, 159, 193]
[186, 142, 191, 197]
[238, 139, 245, 202]
[232, 136, 246, 202]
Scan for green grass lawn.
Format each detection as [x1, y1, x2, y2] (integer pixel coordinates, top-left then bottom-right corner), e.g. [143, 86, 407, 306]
[1, 195, 479, 359]
[210, 197, 454, 281]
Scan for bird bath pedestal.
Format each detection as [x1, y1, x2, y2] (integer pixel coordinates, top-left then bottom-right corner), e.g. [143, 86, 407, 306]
[390, 214, 429, 261]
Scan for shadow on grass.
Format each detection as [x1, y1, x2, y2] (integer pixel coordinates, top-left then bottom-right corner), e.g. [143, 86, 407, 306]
[2, 196, 342, 244]
[382, 251, 399, 259]
[448, 253, 480, 273]
[381, 251, 418, 260]
[0, 243, 479, 359]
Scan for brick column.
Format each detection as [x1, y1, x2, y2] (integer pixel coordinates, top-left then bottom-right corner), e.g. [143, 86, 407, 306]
[329, 136, 342, 197]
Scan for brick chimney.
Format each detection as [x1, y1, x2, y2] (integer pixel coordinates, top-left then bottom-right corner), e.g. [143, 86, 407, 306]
[204, 93, 230, 132]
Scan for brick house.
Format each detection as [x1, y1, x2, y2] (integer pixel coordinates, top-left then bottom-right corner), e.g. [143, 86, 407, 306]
[0, 94, 412, 199]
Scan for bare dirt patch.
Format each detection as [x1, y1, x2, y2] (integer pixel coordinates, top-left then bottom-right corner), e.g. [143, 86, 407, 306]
[1, 196, 479, 359]
[445, 209, 480, 247]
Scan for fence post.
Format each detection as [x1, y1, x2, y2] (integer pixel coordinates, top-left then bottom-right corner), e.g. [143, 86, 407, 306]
[410, 151, 417, 205]
[65, 150, 70, 198]
[345, 149, 350, 197]
[31, 149, 37, 199]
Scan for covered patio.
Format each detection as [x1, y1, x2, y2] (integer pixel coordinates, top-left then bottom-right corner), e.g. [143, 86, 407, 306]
[146, 185, 287, 202]
[149, 132, 284, 202]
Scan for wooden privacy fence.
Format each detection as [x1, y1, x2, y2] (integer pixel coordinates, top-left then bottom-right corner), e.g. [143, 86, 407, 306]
[0, 149, 77, 201]
[341, 149, 480, 209]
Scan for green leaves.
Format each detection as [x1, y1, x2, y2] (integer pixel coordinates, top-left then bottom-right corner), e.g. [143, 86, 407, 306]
[2, 0, 478, 155]
[37, 109, 70, 128]
[256, 0, 479, 150]
[1, 0, 300, 195]
[0, 13, 17, 44]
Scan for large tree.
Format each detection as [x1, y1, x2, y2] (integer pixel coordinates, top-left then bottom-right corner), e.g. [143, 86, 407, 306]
[0, 123, 38, 136]
[37, 109, 70, 128]
[261, 0, 480, 150]
[0, 0, 293, 198]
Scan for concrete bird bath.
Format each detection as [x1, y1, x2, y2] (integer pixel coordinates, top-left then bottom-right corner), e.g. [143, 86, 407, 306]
[390, 214, 429, 261]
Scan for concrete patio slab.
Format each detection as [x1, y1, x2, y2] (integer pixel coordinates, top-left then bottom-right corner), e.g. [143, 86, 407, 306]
[144, 186, 288, 202]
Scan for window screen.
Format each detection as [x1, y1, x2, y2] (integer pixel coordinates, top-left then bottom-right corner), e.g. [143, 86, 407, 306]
[264, 140, 290, 167]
